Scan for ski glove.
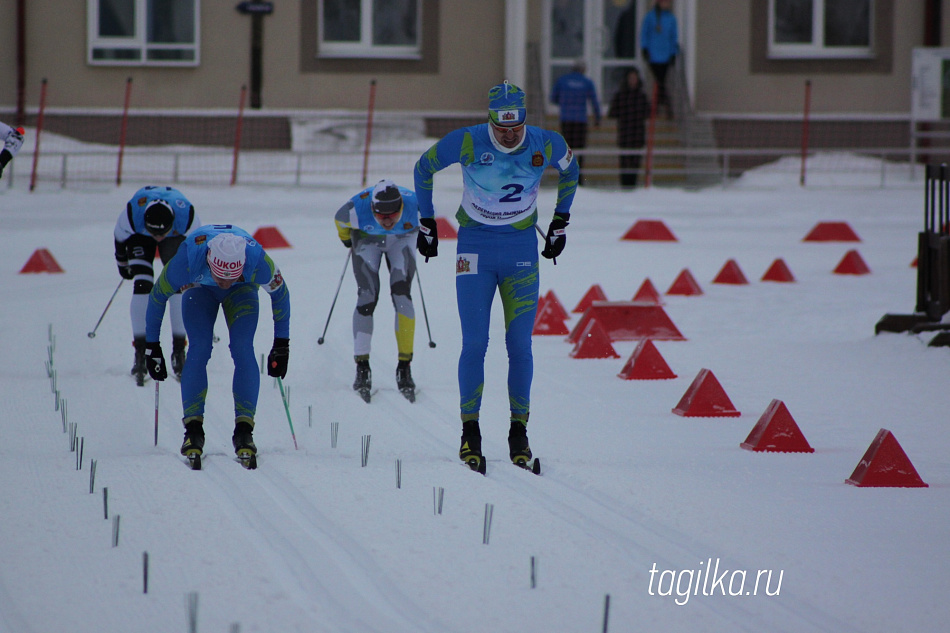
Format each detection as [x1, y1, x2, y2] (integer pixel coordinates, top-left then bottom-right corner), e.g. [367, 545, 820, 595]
[417, 217, 439, 260]
[0, 149, 11, 179]
[541, 214, 569, 260]
[267, 337, 290, 379]
[144, 341, 167, 381]
[116, 260, 134, 280]
[341, 238, 352, 248]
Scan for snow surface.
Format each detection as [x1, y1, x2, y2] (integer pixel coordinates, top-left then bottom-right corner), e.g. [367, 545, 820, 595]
[1, 157, 948, 633]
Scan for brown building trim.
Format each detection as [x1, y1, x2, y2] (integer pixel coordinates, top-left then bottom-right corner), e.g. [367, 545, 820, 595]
[299, 0, 440, 74]
[750, 0, 893, 75]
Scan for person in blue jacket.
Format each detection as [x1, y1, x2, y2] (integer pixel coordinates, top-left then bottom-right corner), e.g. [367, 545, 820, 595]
[414, 81, 579, 473]
[641, 0, 680, 119]
[550, 61, 601, 185]
[144, 225, 291, 464]
[113, 186, 200, 385]
[334, 179, 420, 403]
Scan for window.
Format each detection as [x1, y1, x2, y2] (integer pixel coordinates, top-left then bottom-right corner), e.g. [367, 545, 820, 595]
[768, 0, 873, 59]
[88, 0, 200, 66]
[318, 0, 421, 59]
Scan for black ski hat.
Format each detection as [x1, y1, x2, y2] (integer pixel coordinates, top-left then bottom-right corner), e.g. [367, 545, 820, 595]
[371, 180, 403, 216]
[144, 200, 174, 236]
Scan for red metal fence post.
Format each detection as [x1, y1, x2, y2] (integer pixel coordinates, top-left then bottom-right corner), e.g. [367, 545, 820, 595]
[29, 78, 47, 192]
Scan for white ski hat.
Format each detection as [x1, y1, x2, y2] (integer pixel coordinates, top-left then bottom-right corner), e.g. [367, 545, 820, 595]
[207, 233, 247, 279]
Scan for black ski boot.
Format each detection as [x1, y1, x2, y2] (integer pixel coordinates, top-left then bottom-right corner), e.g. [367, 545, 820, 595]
[396, 359, 415, 402]
[353, 358, 372, 403]
[509, 419, 540, 474]
[171, 335, 187, 381]
[180, 417, 205, 469]
[232, 417, 257, 469]
[131, 337, 147, 386]
[459, 419, 485, 474]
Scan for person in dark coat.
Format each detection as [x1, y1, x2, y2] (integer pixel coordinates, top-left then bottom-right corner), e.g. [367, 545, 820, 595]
[608, 68, 651, 188]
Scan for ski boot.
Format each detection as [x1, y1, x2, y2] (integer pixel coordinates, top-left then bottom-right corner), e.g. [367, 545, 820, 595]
[131, 337, 147, 387]
[232, 417, 258, 469]
[459, 419, 486, 474]
[353, 358, 372, 403]
[509, 418, 540, 474]
[396, 359, 415, 402]
[171, 335, 187, 382]
[180, 417, 205, 469]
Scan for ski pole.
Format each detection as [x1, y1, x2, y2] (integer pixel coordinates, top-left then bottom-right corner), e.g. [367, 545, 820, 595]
[88, 279, 124, 338]
[317, 250, 351, 345]
[535, 223, 556, 265]
[277, 377, 298, 450]
[153, 381, 159, 447]
[415, 267, 436, 348]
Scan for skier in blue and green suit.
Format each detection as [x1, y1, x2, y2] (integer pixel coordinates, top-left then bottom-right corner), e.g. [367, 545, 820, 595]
[413, 81, 579, 472]
[143, 225, 291, 462]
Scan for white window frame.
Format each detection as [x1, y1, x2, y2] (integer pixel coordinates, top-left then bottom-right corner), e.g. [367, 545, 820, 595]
[767, 0, 874, 60]
[317, 0, 422, 60]
[87, 0, 201, 67]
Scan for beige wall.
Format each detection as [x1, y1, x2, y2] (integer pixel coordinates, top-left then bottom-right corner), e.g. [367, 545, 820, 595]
[695, 0, 923, 115]
[1, 1, 506, 113]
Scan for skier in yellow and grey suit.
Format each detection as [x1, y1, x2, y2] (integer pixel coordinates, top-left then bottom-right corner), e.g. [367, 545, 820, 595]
[334, 179, 420, 403]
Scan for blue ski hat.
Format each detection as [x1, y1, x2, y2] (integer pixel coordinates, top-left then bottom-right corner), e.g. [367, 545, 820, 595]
[488, 81, 527, 127]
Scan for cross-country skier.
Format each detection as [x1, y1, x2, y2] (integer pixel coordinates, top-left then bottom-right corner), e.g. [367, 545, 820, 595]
[114, 186, 200, 385]
[413, 81, 579, 473]
[143, 225, 291, 467]
[334, 179, 420, 403]
[0, 121, 25, 179]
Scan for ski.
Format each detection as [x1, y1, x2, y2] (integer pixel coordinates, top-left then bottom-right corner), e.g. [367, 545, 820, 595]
[513, 457, 541, 475]
[236, 450, 258, 470]
[356, 387, 379, 403]
[132, 372, 148, 387]
[399, 386, 416, 403]
[186, 453, 201, 470]
[464, 456, 487, 475]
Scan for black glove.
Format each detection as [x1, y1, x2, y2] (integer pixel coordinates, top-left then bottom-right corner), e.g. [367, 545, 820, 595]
[0, 149, 11, 179]
[341, 238, 352, 248]
[417, 217, 439, 259]
[116, 260, 134, 280]
[145, 341, 167, 381]
[541, 215, 569, 260]
[267, 337, 289, 378]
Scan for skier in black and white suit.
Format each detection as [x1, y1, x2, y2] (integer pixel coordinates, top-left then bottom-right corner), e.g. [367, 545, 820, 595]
[114, 186, 200, 385]
[0, 121, 25, 179]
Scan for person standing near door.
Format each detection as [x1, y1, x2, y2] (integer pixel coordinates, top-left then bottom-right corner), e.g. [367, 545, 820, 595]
[550, 61, 601, 186]
[608, 67, 650, 188]
[641, 0, 679, 119]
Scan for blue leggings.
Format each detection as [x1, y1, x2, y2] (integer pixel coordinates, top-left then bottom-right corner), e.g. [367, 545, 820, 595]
[456, 227, 539, 420]
[180, 284, 260, 421]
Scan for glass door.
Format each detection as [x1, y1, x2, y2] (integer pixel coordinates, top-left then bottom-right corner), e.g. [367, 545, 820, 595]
[544, 0, 642, 116]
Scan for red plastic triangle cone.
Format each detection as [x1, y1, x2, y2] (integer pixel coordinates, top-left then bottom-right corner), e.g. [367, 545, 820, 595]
[740, 399, 814, 453]
[672, 368, 741, 417]
[436, 217, 458, 239]
[567, 302, 686, 344]
[761, 258, 795, 282]
[803, 221, 861, 242]
[569, 318, 620, 359]
[621, 219, 678, 241]
[19, 248, 64, 273]
[666, 269, 703, 296]
[252, 226, 292, 248]
[712, 259, 749, 285]
[845, 429, 928, 487]
[533, 300, 570, 336]
[618, 339, 677, 380]
[833, 249, 870, 275]
[572, 284, 608, 313]
[632, 278, 664, 304]
[542, 289, 570, 322]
